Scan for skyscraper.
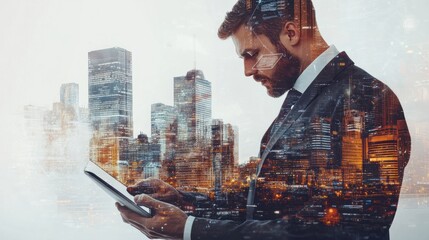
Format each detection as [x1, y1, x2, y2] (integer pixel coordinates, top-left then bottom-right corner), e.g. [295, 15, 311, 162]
[173, 69, 212, 189]
[151, 103, 177, 161]
[342, 110, 365, 185]
[88, 47, 133, 172]
[308, 117, 332, 169]
[211, 119, 239, 199]
[174, 69, 212, 147]
[151, 103, 178, 185]
[88, 47, 133, 138]
[60, 83, 79, 121]
[364, 86, 407, 184]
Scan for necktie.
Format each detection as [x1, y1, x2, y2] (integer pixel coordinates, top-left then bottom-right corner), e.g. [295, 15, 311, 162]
[248, 89, 302, 220]
[260, 88, 302, 155]
[273, 88, 302, 132]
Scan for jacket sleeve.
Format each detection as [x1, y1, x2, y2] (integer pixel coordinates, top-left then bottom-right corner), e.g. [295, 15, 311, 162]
[190, 217, 388, 240]
[178, 190, 210, 203]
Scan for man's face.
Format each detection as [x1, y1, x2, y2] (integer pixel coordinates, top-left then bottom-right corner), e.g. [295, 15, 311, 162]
[232, 24, 301, 97]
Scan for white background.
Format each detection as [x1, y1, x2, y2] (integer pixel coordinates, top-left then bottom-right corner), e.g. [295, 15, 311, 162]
[1, 0, 428, 239]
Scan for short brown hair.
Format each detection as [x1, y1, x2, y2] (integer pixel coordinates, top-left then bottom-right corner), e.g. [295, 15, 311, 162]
[218, 0, 314, 44]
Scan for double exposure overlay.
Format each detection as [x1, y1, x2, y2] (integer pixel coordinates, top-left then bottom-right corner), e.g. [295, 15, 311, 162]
[87, 1, 411, 239]
[18, 0, 424, 239]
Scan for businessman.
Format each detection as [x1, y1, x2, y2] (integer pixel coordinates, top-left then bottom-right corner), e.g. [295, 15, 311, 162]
[117, 0, 411, 239]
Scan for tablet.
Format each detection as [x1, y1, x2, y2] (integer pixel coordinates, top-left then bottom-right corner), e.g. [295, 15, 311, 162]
[84, 161, 152, 217]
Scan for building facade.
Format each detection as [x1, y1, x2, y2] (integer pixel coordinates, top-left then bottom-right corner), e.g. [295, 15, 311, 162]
[174, 69, 212, 147]
[60, 83, 79, 121]
[88, 47, 133, 175]
[173, 70, 213, 189]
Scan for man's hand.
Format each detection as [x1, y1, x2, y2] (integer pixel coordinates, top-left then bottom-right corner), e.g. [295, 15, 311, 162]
[116, 194, 188, 240]
[127, 178, 182, 205]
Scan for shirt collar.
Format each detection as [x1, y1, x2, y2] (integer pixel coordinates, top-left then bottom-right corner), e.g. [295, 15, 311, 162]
[293, 45, 339, 93]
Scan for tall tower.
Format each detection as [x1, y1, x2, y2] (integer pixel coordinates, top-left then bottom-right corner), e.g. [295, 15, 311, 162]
[151, 103, 177, 161]
[173, 69, 212, 188]
[88, 47, 133, 173]
[308, 117, 332, 169]
[366, 89, 402, 184]
[211, 119, 224, 201]
[342, 110, 365, 186]
[60, 83, 79, 121]
[174, 69, 212, 147]
[88, 47, 133, 137]
[211, 119, 239, 200]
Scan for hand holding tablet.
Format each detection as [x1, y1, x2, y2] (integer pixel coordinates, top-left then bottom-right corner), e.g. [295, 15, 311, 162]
[84, 160, 188, 239]
[84, 161, 152, 217]
[127, 178, 183, 205]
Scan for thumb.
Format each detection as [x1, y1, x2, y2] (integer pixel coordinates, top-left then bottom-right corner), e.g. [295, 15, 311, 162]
[134, 194, 165, 209]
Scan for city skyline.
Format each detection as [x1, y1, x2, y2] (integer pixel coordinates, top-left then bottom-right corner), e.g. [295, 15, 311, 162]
[4, 1, 429, 239]
[23, 81, 423, 198]
[3, 1, 428, 166]
[85, 47, 240, 189]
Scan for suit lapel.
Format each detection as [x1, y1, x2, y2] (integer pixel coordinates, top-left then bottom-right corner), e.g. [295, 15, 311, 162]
[256, 52, 355, 176]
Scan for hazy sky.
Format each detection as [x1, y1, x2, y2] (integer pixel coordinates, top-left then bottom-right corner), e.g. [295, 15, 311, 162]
[1, 1, 429, 240]
[1, 0, 428, 162]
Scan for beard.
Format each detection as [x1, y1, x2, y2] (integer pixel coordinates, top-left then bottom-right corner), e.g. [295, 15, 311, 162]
[266, 43, 301, 97]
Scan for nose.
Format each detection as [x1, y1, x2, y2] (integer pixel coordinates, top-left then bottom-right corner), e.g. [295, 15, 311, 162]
[244, 59, 257, 77]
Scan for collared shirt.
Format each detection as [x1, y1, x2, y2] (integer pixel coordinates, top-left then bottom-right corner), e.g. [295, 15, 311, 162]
[183, 45, 340, 240]
[293, 45, 339, 94]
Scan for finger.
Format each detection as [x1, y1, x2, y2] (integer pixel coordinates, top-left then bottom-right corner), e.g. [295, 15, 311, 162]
[115, 202, 128, 213]
[117, 205, 155, 235]
[127, 179, 157, 195]
[117, 203, 148, 225]
[149, 192, 176, 203]
[134, 194, 166, 209]
[134, 177, 155, 187]
[116, 202, 143, 219]
[116, 203, 131, 223]
[116, 202, 132, 214]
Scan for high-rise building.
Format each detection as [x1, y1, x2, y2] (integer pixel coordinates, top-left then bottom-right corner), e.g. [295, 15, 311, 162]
[366, 126, 400, 184]
[212, 119, 224, 200]
[174, 69, 212, 147]
[151, 103, 178, 185]
[173, 69, 212, 189]
[211, 119, 239, 199]
[151, 103, 177, 161]
[24, 83, 91, 175]
[308, 117, 332, 169]
[124, 133, 161, 185]
[88, 47, 133, 174]
[79, 107, 89, 123]
[364, 85, 406, 185]
[88, 47, 133, 138]
[60, 83, 79, 121]
[342, 110, 365, 185]
[230, 125, 240, 180]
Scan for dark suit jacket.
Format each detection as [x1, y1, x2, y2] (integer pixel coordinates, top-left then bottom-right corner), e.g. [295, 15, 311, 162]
[190, 52, 411, 240]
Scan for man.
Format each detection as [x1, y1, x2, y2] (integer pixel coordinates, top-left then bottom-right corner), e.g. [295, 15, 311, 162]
[117, 0, 411, 239]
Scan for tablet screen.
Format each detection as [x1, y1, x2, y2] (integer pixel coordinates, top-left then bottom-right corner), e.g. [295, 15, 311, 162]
[84, 160, 152, 217]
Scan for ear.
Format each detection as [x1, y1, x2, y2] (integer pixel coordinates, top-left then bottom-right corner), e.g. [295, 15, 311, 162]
[279, 21, 300, 47]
